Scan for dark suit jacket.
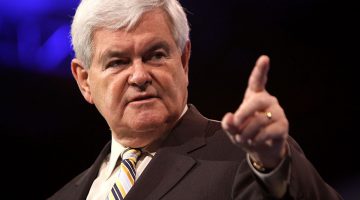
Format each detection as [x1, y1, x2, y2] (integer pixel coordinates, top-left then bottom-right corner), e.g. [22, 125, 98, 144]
[49, 105, 342, 200]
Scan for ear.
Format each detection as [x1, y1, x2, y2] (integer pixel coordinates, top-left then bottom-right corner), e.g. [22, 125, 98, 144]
[71, 58, 94, 104]
[181, 40, 191, 76]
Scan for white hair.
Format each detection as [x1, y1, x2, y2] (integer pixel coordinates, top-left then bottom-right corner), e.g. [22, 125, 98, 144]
[71, 0, 190, 68]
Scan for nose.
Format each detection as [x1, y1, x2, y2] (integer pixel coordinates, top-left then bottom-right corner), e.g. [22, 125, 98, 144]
[128, 60, 152, 90]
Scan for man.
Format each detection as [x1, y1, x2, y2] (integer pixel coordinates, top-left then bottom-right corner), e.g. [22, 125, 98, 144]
[49, 0, 343, 199]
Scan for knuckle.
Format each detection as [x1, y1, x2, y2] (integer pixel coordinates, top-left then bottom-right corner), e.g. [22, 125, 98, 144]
[252, 94, 267, 105]
[269, 96, 278, 104]
[279, 118, 289, 129]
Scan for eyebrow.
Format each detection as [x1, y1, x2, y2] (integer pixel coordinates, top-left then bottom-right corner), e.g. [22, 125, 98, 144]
[142, 41, 170, 55]
[98, 50, 129, 66]
[97, 40, 172, 65]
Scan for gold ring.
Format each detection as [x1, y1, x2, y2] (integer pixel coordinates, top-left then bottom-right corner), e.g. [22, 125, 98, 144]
[265, 111, 272, 120]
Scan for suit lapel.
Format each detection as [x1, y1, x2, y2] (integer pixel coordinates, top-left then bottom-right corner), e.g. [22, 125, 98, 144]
[74, 142, 111, 200]
[125, 105, 209, 200]
[125, 150, 196, 200]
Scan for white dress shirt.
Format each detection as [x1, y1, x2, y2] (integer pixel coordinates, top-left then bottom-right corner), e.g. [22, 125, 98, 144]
[86, 139, 155, 200]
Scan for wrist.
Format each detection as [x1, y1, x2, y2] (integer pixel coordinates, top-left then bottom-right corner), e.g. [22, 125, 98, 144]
[249, 155, 273, 173]
[250, 142, 288, 169]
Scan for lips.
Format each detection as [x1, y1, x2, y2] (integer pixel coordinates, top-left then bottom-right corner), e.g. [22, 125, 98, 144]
[127, 94, 158, 104]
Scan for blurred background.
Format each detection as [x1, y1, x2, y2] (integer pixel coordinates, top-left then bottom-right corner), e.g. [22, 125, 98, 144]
[1, 0, 359, 199]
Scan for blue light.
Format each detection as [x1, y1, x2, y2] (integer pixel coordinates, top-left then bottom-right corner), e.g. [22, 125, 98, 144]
[17, 20, 42, 68]
[0, 0, 80, 76]
[36, 25, 72, 71]
[0, 42, 17, 67]
[0, 1, 79, 18]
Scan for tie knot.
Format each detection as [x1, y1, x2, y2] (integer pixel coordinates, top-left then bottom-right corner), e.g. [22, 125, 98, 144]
[122, 148, 142, 163]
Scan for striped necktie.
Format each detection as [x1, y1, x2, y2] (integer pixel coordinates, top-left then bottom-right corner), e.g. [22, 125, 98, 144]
[107, 148, 142, 200]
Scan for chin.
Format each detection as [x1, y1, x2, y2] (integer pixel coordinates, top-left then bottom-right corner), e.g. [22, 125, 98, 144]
[131, 117, 165, 132]
[116, 127, 164, 149]
[119, 115, 170, 147]
[120, 137, 153, 149]
[112, 107, 179, 147]
[131, 109, 168, 127]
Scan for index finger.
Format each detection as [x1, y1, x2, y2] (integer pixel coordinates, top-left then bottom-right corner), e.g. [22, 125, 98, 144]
[247, 55, 270, 92]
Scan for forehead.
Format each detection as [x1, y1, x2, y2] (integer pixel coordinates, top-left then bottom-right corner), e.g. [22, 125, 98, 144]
[92, 9, 175, 52]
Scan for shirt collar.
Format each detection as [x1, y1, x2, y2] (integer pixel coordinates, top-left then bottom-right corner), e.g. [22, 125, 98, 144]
[105, 138, 127, 180]
[181, 104, 188, 117]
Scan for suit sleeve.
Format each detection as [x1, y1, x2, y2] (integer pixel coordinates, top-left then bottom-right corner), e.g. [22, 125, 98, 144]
[232, 137, 344, 200]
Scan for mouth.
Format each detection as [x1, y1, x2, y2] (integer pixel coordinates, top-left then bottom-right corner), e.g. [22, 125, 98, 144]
[127, 94, 159, 105]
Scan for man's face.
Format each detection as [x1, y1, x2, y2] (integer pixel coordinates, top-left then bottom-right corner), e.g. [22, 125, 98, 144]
[72, 9, 190, 148]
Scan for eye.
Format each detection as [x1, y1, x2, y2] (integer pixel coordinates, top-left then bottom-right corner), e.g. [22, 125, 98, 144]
[151, 51, 166, 60]
[145, 50, 168, 64]
[106, 58, 130, 68]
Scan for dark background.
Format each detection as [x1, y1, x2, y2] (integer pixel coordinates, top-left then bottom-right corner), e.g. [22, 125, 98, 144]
[1, 0, 359, 199]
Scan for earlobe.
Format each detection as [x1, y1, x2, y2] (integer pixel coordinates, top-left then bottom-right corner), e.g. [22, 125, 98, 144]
[71, 58, 94, 104]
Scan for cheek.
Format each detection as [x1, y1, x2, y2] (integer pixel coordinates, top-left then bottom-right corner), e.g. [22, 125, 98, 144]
[107, 81, 126, 106]
[173, 65, 188, 92]
[160, 67, 188, 104]
[90, 75, 128, 119]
